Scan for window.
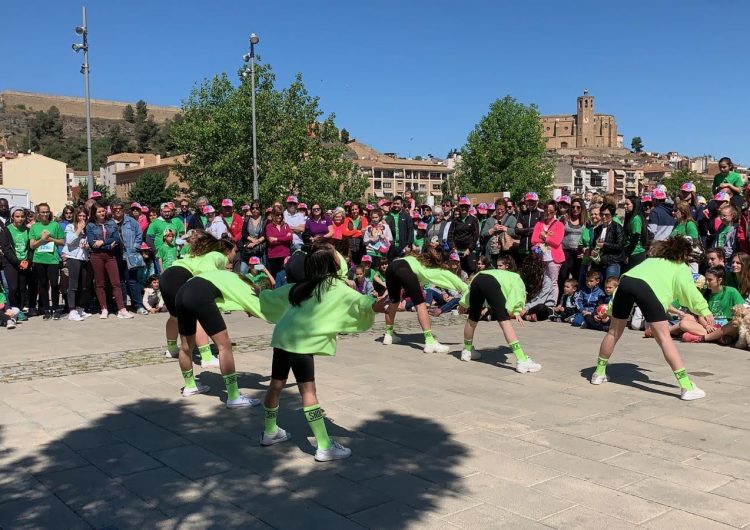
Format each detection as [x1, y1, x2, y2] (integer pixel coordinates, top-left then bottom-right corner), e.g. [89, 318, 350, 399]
[560, 142, 568, 148]
[383, 182, 392, 189]
[419, 184, 426, 190]
[373, 180, 382, 189]
[590, 174, 603, 187]
[574, 176, 583, 187]
[433, 184, 442, 190]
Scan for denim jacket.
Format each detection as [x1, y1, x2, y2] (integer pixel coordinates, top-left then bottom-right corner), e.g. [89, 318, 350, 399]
[86, 219, 121, 252]
[116, 215, 143, 257]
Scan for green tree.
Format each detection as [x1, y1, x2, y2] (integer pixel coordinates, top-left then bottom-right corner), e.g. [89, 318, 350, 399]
[136, 116, 159, 152]
[340, 128, 350, 143]
[660, 167, 711, 200]
[127, 171, 179, 206]
[171, 65, 366, 209]
[77, 181, 115, 204]
[631, 136, 644, 153]
[459, 96, 553, 201]
[107, 124, 132, 154]
[135, 100, 148, 124]
[123, 104, 135, 123]
[151, 114, 182, 156]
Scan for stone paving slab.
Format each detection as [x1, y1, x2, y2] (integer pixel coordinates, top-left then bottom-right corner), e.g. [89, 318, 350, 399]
[1, 315, 749, 528]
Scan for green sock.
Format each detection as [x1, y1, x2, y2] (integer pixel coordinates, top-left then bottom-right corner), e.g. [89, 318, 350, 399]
[182, 369, 197, 390]
[463, 338, 473, 350]
[167, 339, 178, 355]
[423, 329, 435, 344]
[673, 368, 694, 391]
[198, 344, 214, 362]
[223, 372, 240, 401]
[595, 356, 609, 376]
[304, 404, 331, 451]
[385, 324, 394, 336]
[264, 405, 279, 435]
[509, 340, 528, 362]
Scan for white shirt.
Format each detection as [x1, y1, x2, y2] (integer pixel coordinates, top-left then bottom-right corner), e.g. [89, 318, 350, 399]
[206, 217, 228, 240]
[284, 210, 306, 247]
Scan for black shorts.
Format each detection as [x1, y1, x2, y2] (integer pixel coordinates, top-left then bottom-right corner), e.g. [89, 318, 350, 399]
[468, 273, 510, 322]
[160, 266, 194, 317]
[386, 259, 425, 305]
[175, 277, 226, 336]
[610, 276, 667, 323]
[271, 348, 315, 383]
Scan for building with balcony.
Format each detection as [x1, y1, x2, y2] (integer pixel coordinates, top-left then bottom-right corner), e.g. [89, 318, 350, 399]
[100, 153, 160, 193]
[113, 154, 185, 200]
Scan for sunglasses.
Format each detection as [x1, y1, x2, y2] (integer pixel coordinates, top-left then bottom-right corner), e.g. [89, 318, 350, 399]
[602, 213, 612, 218]
[572, 205, 582, 210]
[312, 207, 321, 211]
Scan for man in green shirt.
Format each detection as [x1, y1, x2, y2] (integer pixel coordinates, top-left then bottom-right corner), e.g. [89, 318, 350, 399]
[29, 202, 65, 319]
[146, 203, 185, 256]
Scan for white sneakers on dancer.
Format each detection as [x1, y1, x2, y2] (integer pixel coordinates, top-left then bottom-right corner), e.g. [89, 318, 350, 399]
[182, 383, 210, 397]
[460, 348, 481, 361]
[226, 394, 261, 409]
[423, 341, 450, 354]
[516, 358, 542, 373]
[382, 333, 401, 345]
[201, 357, 221, 369]
[590, 372, 608, 385]
[260, 427, 291, 446]
[680, 386, 706, 401]
[315, 440, 352, 462]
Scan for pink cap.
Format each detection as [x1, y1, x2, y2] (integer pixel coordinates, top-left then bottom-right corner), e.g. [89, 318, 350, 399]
[487, 203, 496, 210]
[411, 211, 421, 219]
[641, 194, 652, 203]
[449, 251, 461, 261]
[524, 192, 539, 202]
[241, 204, 251, 211]
[298, 203, 308, 210]
[361, 255, 373, 262]
[556, 195, 571, 204]
[89, 191, 102, 199]
[468, 207, 477, 216]
[417, 222, 427, 230]
[203, 205, 215, 214]
[378, 199, 392, 207]
[680, 182, 696, 193]
[286, 195, 298, 204]
[167, 202, 175, 209]
[458, 196, 471, 206]
[477, 205, 487, 214]
[651, 189, 667, 200]
[344, 200, 352, 207]
[248, 256, 261, 265]
[139, 242, 150, 250]
[714, 191, 730, 202]
[130, 202, 141, 209]
[140, 205, 150, 213]
[221, 199, 233, 207]
[365, 204, 375, 211]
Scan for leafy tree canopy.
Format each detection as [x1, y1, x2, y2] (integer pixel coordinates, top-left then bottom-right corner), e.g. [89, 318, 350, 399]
[631, 136, 644, 153]
[127, 171, 180, 207]
[458, 96, 553, 202]
[660, 167, 711, 200]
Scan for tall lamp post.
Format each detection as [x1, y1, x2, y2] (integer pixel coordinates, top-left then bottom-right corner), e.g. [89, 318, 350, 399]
[72, 6, 94, 196]
[242, 33, 260, 201]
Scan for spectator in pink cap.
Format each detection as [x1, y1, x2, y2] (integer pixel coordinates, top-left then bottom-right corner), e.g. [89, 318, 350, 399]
[220, 199, 243, 243]
[283, 195, 305, 251]
[89, 191, 102, 199]
[448, 198, 480, 273]
[647, 188, 675, 241]
[515, 192, 542, 261]
[131, 203, 149, 233]
[377, 198, 391, 215]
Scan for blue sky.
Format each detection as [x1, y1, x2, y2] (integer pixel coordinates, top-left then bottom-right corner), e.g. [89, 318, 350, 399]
[3, 0, 749, 164]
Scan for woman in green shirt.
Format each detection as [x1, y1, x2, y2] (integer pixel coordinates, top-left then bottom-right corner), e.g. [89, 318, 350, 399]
[0, 207, 31, 310]
[623, 195, 648, 272]
[29, 202, 66, 319]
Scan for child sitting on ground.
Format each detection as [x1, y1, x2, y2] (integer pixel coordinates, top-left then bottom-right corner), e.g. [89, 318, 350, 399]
[582, 276, 619, 331]
[551, 278, 578, 323]
[678, 266, 743, 343]
[352, 265, 374, 295]
[245, 256, 275, 290]
[142, 275, 167, 314]
[572, 270, 604, 327]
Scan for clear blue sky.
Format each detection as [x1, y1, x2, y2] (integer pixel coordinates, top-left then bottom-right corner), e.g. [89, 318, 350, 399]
[4, 0, 749, 164]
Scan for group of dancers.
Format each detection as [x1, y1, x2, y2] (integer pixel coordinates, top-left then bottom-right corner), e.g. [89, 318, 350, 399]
[158, 231, 709, 462]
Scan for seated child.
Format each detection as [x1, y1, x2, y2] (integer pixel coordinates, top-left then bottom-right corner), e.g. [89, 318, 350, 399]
[245, 256, 276, 290]
[582, 276, 618, 331]
[142, 275, 167, 314]
[551, 278, 578, 323]
[352, 265, 374, 295]
[0, 286, 20, 329]
[572, 270, 604, 327]
[679, 266, 744, 343]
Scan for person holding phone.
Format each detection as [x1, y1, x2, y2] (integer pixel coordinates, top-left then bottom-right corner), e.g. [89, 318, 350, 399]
[245, 256, 275, 290]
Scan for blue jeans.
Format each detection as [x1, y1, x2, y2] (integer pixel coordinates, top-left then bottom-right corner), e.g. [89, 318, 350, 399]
[602, 263, 621, 285]
[118, 259, 144, 309]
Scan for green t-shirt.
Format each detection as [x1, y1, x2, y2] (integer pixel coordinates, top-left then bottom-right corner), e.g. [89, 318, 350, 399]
[459, 269, 526, 315]
[628, 215, 645, 255]
[29, 221, 64, 264]
[6, 224, 29, 262]
[172, 251, 228, 275]
[244, 271, 268, 285]
[179, 243, 191, 257]
[397, 256, 468, 294]
[706, 286, 744, 320]
[671, 220, 699, 240]
[623, 258, 710, 316]
[713, 171, 744, 194]
[716, 224, 733, 248]
[146, 217, 185, 251]
[157, 244, 179, 269]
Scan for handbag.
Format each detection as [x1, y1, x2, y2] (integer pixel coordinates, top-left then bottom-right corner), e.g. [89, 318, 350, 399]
[125, 251, 146, 270]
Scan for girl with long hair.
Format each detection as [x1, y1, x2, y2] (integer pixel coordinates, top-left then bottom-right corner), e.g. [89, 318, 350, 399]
[727, 252, 750, 298]
[591, 237, 713, 400]
[382, 247, 468, 352]
[63, 207, 92, 321]
[160, 230, 236, 367]
[258, 241, 388, 461]
[623, 195, 648, 271]
[557, 197, 587, 301]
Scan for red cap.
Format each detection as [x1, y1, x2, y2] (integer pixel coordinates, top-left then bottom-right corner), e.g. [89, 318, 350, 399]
[221, 199, 233, 207]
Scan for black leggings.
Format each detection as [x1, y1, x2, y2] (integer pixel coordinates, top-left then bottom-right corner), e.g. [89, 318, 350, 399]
[66, 258, 92, 310]
[35, 263, 60, 310]
[3, 265, 29, 308]
[386, 259, 425, 305]
[468, 274, 510, 322]
[610, 276, 667, 322]
[271, 348, 315, 383]
[175, 277, 226, 336]
[160, 266, 194, 317]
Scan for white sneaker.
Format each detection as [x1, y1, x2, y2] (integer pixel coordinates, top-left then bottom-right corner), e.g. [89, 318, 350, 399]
[681, 385, 706, 401]
[382, 333, 401, 345]
[460, 349, 481, 362]
[516, 358, 542, 373]
[77, 308, 92, 319]
[260, 427, 291, 446]
[165, 349, 179, 359]
[315, 440, 352, 462]
[181, 383, 210, 397]
[201, 357, 220, 369]
[68, 310, 84, 322]
[137, 308, 149, 315]
[6, 318, 16, 330]
[117, 309, 134, 319]
[423, 341, 450, 354]
[226, 394, 261, 409]
[99, 309, 109, 319]
[590, 372, 608, 385]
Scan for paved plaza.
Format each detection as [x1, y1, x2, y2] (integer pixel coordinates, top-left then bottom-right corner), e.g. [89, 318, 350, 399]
[1, 312, 749, 529]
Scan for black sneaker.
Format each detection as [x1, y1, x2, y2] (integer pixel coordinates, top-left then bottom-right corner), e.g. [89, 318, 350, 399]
[52, 309, 62, 320]
[42, 310, 52, 320]
[26, 308, 38, 318]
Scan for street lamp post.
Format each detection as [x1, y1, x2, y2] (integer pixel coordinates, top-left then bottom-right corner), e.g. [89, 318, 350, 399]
[72, 6, 94, 196]
[243, 33, 260, 201]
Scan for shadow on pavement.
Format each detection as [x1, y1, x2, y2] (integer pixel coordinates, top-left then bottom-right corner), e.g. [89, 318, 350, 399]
[580, 362, 679, 398]
[0, 387, 468, 529]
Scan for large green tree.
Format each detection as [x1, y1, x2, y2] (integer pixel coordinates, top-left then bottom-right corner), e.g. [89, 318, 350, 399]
[660, 167, 711, 200]
[127, 171, 179, 206]
[458, 96, 553, 201]
[170, 63, 366, 208]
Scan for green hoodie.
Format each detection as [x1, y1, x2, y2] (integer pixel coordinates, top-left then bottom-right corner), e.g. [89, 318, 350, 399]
[195, 270, 269, 319]
[172, 251, 228, 275]
[459, 270, 526, 315]
[622, 258, 710, 316]
[397, 256, 468, 294]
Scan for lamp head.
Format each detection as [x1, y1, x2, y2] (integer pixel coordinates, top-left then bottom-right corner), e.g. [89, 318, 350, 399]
[249, 33, 259, 45]
[242, 53, 251, 63]
[75, 26, 86, 35]
[72, 43, 85, 52]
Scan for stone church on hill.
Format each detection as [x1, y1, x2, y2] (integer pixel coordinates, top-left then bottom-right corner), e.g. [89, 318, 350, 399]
[540, 91, 623, 151]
